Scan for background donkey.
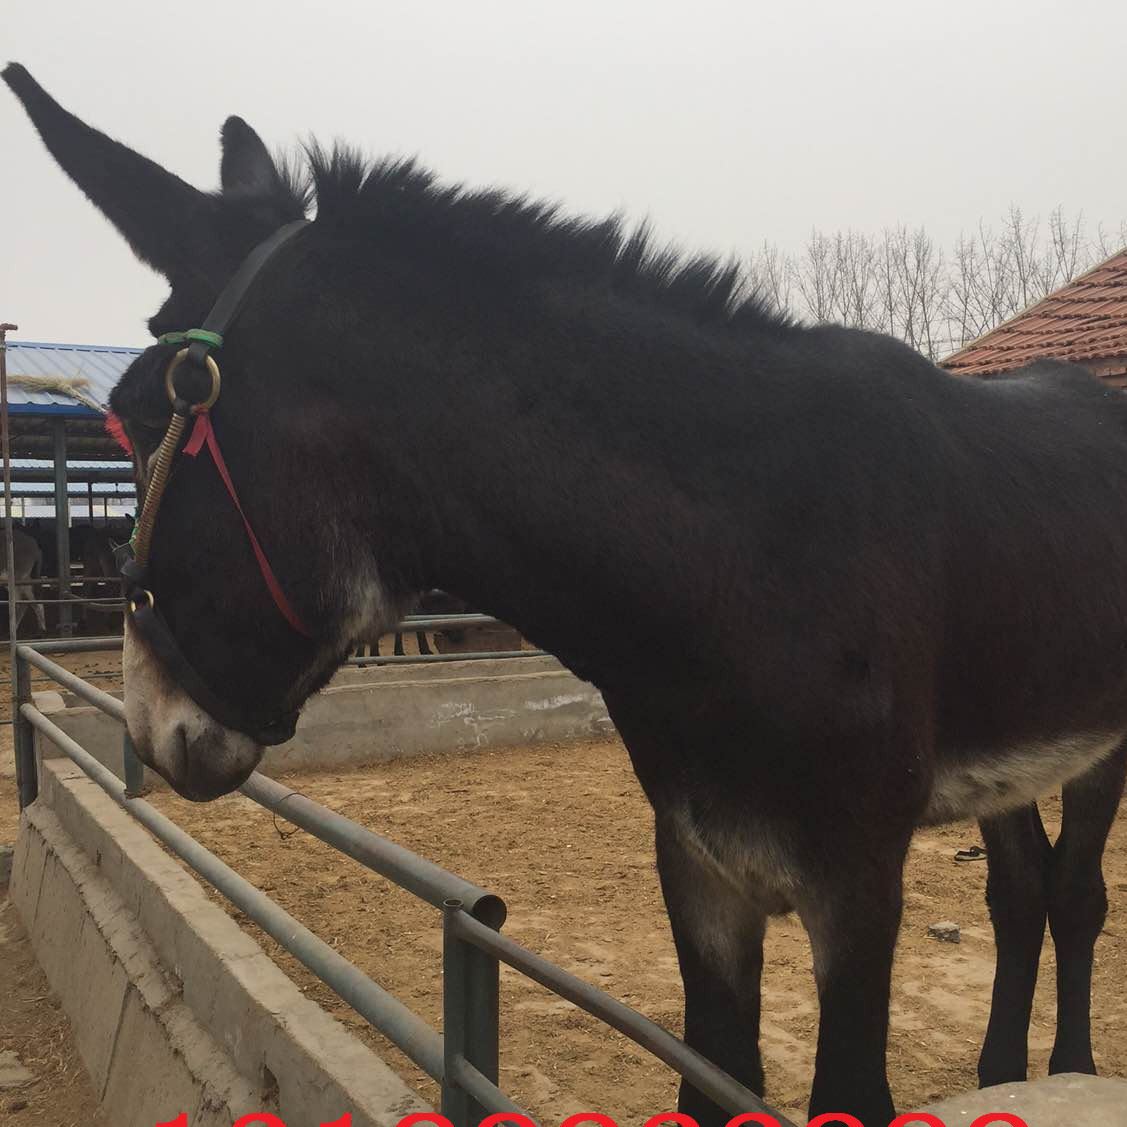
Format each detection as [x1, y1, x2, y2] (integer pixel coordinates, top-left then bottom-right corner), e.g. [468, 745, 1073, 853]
[0, 525, 46, 636]
[5, 63, 1126, 1126]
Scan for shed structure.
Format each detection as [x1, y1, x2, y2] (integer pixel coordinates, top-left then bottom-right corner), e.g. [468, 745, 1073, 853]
[1, 339, 141, 636]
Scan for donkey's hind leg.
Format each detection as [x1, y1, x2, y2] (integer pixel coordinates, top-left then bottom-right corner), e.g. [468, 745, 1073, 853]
[977, 803, 1053, 1087]
[654, 815, 768, 1126]
[1047, 742, 1127, 1076]
[28, 583, 46, 633]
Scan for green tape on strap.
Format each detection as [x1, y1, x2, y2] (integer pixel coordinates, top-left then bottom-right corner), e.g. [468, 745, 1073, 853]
[157, 329, 224, 349]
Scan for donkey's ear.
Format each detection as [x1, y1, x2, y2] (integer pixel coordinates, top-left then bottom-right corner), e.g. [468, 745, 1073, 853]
[2, 62, 217, 279]
[220, 116, 283, 197]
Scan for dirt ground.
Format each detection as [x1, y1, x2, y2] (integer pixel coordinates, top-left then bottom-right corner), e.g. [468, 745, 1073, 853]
[139, 738, 1127, 1123]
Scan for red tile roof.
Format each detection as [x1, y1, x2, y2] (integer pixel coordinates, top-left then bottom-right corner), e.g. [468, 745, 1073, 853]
[942, 246, 1127, 379]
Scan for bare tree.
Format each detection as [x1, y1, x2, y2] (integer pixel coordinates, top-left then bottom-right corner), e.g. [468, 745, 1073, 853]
[747, 205, 1122, 360]
[832, 231, 882, 330]
[746, 240, 794, 316]
[890, 226, 946, 359]
[1044, 206, 1088, 290]
[793, 229, 842, 323]
[1095, 220, 1127, 261]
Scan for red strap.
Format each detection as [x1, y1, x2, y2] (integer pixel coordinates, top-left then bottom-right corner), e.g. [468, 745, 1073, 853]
[184, 413, 312, 637]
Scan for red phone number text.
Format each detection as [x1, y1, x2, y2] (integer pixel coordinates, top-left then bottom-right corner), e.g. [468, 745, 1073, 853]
[157, 1111, 1032, 1127]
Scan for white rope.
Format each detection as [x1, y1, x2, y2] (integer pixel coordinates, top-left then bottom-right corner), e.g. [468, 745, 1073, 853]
[8, 373, 107, 415]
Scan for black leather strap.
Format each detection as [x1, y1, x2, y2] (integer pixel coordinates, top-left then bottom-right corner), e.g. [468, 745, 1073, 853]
[179, 219, 309, 386]
[130, 600, 299, 746]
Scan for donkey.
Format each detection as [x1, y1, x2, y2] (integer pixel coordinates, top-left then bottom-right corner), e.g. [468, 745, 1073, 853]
[77, 521, 131, 631]
[6, 63, 1125, 1126]
[1, 525, 47, 636]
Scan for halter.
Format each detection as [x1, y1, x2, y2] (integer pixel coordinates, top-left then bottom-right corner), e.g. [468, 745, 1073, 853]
[116, 219, 311, 746]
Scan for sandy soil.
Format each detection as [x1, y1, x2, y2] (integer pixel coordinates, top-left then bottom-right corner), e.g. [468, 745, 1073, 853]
[140, 738, 1127, 1123]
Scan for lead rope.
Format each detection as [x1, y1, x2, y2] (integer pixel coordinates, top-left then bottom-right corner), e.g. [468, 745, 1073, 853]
[130, 407, 189, 571]
[127, 348, 222, 589]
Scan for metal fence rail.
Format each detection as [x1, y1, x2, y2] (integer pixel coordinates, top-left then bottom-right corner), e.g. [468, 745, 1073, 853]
[10, 639, 796, 1126]
[348, 612, 548, 666]
[19, 702, 447, 1084]
[6, 608, 542, 660]
[2, 572, 127, 611]
[350, 650, 545, 667]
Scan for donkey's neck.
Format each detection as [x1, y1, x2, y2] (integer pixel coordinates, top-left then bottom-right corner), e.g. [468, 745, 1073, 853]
[322, 279, 763, 689]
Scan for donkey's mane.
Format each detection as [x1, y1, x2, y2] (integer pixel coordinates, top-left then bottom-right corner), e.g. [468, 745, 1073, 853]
[294, 143, 792, 336]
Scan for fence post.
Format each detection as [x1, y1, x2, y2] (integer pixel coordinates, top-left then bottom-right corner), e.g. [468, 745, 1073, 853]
[122, 728, 145, 797]
[52, 418, 74, 637]
[442, 898, 500, 1126]
[13, 647, 37, 809]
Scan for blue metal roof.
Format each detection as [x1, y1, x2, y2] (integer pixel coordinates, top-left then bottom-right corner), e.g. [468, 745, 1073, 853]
[4, 340, 143, 415]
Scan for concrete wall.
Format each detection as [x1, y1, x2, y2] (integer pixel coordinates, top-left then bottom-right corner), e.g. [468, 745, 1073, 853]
[923, 1074, 1127, 1126]
[35, 654, 613, 788]
[10, 757, 429, 1125]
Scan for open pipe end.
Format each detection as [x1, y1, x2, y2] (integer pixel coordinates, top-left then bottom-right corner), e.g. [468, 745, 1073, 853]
[468, 892, 507, 930]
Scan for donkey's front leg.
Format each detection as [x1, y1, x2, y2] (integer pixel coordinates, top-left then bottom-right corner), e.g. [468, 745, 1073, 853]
[655, 815, 769, 1127]
[796, 837, 909, 1127]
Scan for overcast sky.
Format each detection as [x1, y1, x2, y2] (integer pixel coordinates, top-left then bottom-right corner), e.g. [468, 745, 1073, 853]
[5, 0, 1127, 346]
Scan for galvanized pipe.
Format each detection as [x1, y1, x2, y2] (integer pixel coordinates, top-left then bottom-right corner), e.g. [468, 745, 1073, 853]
[450, 910, 798, 1125]
[443, 900, 477, 1124]
[241, 773, 506, 927]
[1, 322, 35, 808]
[11, 574, 125, 589]
[21, 703, 447, 1082]
[2, 322, 19, 650]
[0, 669, 121, 689]
[397, 613, 508, 631]
[52, 418, 73, 636]
[447, 1057, 529, 1118]
[122, 728, 145, 796]
[28, 636, 122, 654]
[442, 899, 504, 1121]
[6, 596, 123, 606]
[350, 650, 544, 667]
[12, 649, 35, 807]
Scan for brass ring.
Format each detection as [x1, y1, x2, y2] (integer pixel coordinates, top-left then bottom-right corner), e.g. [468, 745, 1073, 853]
[165, 349, 221, 410]
[129, 589, 155, 614]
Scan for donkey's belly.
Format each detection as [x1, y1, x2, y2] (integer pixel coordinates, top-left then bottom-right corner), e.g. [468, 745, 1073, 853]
[923, 731, 1124, 825]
